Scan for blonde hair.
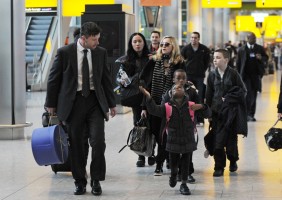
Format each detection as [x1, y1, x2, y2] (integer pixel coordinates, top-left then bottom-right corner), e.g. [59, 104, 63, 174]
[153, 36, 184, 65]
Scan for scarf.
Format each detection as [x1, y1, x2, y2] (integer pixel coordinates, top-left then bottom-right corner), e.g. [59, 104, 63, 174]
[151, 59, 173, 104]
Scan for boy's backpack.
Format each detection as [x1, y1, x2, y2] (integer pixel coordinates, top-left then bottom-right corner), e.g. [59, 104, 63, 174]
[164, 101, 198, 143]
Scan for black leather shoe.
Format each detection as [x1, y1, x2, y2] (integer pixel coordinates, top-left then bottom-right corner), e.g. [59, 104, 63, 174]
[169, 176, 177, 188]
[213, 169, 224, 177]
[247, 116, 256, 122]
[229, 162, 238, 172]
[187, 175, 196, 183]
[91, 180, 102, 196]
[179, 183, 191, 195]
[73, 185, 86, 195]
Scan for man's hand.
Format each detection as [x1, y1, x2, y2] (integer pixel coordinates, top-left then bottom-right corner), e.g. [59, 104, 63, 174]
[46, 107, 56, 116]
[110, 107, 117, 118]
[141, 110, 147, 118]
[105, 107, 117, 121]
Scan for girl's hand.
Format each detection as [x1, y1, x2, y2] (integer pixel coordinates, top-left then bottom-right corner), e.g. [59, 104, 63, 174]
[190, 104, 203, 111]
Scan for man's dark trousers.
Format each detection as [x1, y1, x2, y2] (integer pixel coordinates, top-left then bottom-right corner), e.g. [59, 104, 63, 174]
[67, 91, 106, 187]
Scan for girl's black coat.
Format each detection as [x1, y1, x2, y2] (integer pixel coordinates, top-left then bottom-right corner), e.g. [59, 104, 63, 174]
[145, 96, 197, 154]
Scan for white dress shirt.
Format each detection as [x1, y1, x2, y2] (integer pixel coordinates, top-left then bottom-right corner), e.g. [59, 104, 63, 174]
[77, 40, 94, 91]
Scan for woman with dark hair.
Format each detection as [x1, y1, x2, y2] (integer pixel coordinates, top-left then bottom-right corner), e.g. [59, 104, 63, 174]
[73, 28, 80, 42]
[140, 36, 185, 175]
[116, 32, 154, 167]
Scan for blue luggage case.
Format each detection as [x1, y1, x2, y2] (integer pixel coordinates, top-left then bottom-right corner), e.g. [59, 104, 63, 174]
[31, 125, 69, 166]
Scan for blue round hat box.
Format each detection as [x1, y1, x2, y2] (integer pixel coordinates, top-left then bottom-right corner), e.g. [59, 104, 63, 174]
[31, 125, 68, 166]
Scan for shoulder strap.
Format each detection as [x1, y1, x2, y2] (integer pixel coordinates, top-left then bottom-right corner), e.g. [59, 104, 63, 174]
[165, 102, 172, 122]
[188, 101, 195, 122]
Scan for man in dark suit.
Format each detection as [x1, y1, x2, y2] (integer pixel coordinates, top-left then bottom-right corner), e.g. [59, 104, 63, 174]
[236, 32, 268, 122]
[181, 32, 210, 126]
[45, 22, 116, 196]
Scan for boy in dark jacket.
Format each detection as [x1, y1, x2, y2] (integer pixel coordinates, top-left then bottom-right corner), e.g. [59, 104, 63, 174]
[140, 84, 205, 195]
[206, 48, 247, 177]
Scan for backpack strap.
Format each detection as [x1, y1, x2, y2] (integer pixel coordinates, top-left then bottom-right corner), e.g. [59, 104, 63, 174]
[188, 101, 195, 122]
[188, 101, 198, 143]
[165, 102, 172, 122]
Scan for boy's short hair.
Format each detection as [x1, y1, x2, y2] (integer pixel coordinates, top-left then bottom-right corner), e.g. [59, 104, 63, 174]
[214, 48, 230, 60]
[173, 69, 187, 77]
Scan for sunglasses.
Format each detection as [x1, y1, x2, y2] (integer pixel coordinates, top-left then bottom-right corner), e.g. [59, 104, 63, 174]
[160, 42, 171, 47]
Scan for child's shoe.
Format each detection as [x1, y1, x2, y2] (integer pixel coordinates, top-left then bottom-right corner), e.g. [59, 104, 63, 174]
[179, 183, 191, 195]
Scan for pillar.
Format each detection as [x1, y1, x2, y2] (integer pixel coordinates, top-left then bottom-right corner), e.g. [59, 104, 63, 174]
[214, 8, 224, 48]
[0, 0, 31, 139]
[202, 8, 214, 48]
[162, 0, 181, 40]
[187, 0, 202, 39]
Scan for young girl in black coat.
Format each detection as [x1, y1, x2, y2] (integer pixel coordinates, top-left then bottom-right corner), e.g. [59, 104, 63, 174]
[162, 69, 210, 183]
[140, 83, 205, 195]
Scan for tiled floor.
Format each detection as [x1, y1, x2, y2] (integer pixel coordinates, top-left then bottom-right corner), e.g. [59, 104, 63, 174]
[1, 72, 282, 200]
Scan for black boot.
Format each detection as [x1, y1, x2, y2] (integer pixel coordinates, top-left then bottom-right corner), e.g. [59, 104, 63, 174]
[136, 155, 145, 167]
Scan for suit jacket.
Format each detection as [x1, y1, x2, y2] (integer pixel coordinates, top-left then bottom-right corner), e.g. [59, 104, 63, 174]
[45, 43, 116, 121]
[236, 43, 268, 78]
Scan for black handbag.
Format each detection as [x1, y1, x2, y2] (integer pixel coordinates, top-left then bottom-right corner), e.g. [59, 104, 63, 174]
[264, 119, 282, 151]
[120, 76, 143, 107]
[204, 124, 214, 156]
[119, 118, 155, 157]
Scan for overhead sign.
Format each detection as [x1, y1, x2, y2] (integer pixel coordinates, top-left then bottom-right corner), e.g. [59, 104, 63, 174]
[202, 0, 241, 8]
[235, 16, 261, 38]
[236, 16, 256, 31]
[256, 0, 282, 8]
[25, 0, 115, 16]
[63, 0, 114, 16]
[25, 0, 57, 8]
[25, 0, 57, 16]
[140, 0, 171, 6]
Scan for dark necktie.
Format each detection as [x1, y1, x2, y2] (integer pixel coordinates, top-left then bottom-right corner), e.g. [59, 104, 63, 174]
[82, 49, 90, 97]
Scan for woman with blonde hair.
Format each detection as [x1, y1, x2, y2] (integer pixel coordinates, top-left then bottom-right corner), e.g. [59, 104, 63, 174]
[140, 36, 185, 175]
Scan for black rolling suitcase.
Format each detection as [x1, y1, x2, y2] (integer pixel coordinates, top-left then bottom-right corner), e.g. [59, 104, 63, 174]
[42, 111, 72, 174]
[51, 156, 71, 173]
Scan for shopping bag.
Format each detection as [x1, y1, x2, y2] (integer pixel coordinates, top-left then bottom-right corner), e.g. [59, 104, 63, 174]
[264, 119, 282, 151]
